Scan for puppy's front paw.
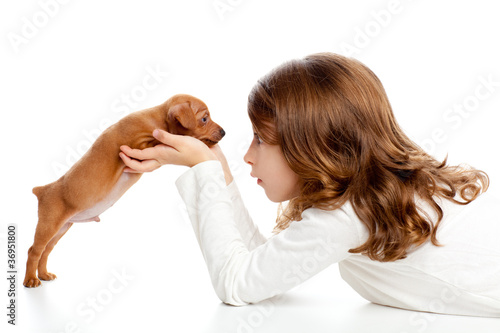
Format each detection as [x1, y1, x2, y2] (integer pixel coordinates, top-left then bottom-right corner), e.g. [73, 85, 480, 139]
[39, 272, 57, 281]
[23, 276, 42, 288]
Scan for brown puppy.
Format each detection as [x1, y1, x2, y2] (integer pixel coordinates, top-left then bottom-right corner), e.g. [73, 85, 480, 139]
[24, 94, 224, 288]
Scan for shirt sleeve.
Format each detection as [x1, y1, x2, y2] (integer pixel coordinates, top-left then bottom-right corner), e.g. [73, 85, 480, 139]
[176, 160, 363, 306]
[225, 180, 268, 250]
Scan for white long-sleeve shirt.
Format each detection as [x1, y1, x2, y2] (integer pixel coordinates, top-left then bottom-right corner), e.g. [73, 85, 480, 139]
[176, 160, 500, 317]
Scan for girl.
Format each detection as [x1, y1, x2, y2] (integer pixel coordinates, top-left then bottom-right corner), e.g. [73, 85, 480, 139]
[119, 53, 500, 317]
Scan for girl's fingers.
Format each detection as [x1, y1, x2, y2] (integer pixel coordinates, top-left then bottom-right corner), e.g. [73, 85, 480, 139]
[119, 130, 216, 169]
[119, 152, 160, 173]
[120, 145, 158, 160]
[133, 159, 161, 172]
[123, 166, 142, 174]
[153, 129, 176, 146]
[119, 152, 142, 171]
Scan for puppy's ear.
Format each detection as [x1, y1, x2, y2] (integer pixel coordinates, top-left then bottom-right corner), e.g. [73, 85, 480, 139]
[168, 102, 196, 130]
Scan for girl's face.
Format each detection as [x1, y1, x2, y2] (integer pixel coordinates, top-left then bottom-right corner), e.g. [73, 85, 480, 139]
[243, 131, 301, 202]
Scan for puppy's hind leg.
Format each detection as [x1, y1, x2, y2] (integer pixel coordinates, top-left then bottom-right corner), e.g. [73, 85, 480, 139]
[24, 200, 76, 288]
[37, 222, 73, 281]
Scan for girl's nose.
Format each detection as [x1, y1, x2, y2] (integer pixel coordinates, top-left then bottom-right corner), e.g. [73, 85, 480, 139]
[243, 146, 253, 165]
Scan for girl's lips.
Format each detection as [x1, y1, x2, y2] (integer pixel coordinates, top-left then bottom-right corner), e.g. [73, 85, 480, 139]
[250, 173, 263, 185]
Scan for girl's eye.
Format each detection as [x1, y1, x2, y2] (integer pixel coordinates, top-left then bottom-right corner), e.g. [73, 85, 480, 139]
[253, 133, 263, 144]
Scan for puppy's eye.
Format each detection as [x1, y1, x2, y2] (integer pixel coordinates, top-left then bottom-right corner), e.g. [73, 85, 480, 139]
[201, 117, 208, 123]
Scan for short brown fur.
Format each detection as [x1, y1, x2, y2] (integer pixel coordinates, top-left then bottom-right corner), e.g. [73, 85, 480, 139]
[24, 94, 224, 287]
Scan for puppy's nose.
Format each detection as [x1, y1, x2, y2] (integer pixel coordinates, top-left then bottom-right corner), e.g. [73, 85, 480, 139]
[220, 128, 226, 138]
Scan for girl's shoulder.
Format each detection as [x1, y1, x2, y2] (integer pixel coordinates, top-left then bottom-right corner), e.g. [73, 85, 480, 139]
[423, 192, 500, 249]
[295, 202, 369, 248]
[438, 191, 499, 223]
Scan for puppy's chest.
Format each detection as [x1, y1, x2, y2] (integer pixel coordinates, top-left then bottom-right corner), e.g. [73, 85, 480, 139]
[69, 172, 141, 222]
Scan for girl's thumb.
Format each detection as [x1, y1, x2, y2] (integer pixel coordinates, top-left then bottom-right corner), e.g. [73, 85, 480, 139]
[153, 129, 173, 143]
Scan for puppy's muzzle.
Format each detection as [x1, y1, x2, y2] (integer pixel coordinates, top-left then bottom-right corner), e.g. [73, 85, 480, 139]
[201, 128, 225, 146]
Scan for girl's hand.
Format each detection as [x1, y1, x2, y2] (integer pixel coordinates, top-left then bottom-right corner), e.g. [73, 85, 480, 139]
[119, 129, 217, 173]
[209, 144, 234, 185]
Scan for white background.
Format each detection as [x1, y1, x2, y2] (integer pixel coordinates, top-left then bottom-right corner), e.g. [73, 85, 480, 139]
[1, 0, 500, 332]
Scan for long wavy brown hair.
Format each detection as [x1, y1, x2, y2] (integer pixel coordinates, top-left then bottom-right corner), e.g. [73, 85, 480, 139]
[247, 52, 489, 262]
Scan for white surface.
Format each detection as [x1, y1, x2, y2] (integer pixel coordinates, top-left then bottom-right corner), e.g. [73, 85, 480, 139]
[1, 0, 500, 332]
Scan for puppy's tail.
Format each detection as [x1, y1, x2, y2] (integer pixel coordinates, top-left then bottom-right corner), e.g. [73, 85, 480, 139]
[32, 186, 45, 200]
